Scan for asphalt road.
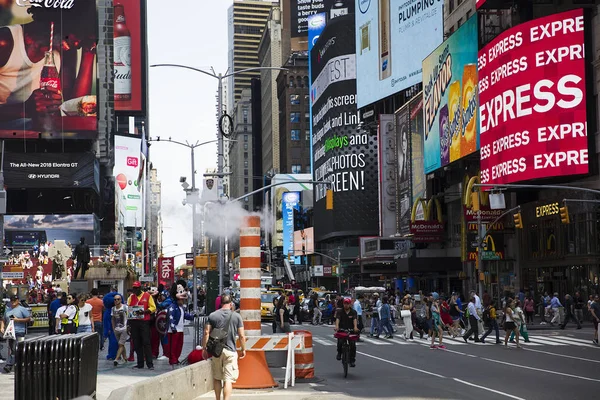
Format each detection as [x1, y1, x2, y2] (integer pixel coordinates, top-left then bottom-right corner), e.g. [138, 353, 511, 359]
[268, 322, 600, 400]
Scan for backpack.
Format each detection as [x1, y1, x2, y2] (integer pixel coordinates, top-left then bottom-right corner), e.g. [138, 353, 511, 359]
[206, 311, 235, 357]
[482, 307, 491, 325]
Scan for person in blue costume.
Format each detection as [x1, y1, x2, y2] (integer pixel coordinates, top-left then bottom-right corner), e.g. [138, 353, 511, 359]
[103, 286, 122, 360]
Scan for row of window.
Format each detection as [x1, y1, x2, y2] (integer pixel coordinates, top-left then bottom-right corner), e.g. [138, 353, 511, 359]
[290, 130, 310, 141]
[289, 76, 309, 88]
[290, 94, 310, 106]
[290, 112, 309, 124]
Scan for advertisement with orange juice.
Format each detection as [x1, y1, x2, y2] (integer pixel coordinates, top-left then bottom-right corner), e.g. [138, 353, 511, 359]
[422, 15, 478, 174]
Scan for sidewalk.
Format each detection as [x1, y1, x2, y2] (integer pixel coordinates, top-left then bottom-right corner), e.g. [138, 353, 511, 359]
[0, 325, 197, 400]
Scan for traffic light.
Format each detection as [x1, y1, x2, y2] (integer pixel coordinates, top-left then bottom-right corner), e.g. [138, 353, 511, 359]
[559, 205, 570, 224]
[513, 212, 523, 229]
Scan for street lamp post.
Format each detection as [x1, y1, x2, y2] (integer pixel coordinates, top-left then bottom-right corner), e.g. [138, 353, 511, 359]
[149, 137, 218, 316]
[150, 64, 287, 294]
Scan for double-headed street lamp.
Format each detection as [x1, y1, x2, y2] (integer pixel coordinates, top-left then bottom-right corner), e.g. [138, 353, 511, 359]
[150, 64, 287, 294]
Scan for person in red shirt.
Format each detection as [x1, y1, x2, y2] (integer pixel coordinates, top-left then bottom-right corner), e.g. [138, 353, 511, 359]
[440, 296, 456, 337]
[127, 282, 156, 370]
[86, 289, 105, 350]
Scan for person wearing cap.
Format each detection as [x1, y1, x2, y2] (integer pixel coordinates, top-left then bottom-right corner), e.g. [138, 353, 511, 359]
[127, 281, 156, 370]
[334, 297, 359, 367]
[0, 295, 31, 374]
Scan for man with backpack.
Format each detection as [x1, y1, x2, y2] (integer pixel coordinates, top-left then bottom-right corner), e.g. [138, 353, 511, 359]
[202, 294, 246, 400]
[480, 302, 501, 344]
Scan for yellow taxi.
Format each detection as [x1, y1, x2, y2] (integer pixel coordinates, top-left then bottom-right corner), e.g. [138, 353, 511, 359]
[261, 291, 280, 320]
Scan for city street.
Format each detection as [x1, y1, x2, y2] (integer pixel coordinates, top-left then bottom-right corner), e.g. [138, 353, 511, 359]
[249, 322, 600, 400]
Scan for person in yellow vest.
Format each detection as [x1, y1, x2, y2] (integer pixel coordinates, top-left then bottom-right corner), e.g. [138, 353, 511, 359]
[127, 281, 156, 370]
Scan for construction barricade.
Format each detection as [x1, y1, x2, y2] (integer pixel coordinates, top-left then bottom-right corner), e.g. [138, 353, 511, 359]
[293, 330, 315, 379]
[235, 332, 303, 389]
[15, 332, 99, 400]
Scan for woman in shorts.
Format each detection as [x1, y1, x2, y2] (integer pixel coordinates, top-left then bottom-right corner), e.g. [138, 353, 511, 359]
[111, 294, 129, 366]
[503, 298, 520, 349]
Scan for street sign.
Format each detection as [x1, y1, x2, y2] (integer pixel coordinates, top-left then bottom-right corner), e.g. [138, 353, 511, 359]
[471, 241, 480, 248]
[1, 272, 23, 279]
[139, 276, 153, 282]
[186, 252, 193, 260]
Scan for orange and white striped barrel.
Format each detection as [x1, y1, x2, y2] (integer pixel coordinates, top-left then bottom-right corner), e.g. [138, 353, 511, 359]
[239, 215, 262, 336]
[293, 330, 314, 379]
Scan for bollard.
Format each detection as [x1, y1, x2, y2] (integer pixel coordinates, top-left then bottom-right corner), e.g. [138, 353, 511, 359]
[293, 330, 314, 379]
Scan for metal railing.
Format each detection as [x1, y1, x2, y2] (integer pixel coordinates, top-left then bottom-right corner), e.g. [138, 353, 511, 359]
[15, 333, 99, 400]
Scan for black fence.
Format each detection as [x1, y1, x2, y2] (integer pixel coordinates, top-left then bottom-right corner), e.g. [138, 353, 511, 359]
[15, 333, 99, 400]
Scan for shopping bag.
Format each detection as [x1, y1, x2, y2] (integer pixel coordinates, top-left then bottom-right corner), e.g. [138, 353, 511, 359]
[3, 320, 16, 340]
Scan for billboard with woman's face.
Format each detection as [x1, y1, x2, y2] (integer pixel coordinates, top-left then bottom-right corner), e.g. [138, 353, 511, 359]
[0, 1, 98, 138]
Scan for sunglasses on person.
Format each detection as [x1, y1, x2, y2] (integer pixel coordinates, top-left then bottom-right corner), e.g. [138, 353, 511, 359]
[67, 296, 73, 300]
[114, 298, 121, 302]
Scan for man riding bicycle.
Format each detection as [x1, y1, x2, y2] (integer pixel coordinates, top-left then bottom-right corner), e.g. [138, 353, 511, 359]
[335, 298, 359, 367]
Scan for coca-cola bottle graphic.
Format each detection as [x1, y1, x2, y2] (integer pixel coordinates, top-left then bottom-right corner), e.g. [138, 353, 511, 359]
[40, 51, 62, 115]
[114, 3, 131, 101]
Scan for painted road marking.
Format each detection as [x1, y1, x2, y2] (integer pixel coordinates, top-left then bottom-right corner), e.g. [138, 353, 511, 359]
[312, 337, 335, 346]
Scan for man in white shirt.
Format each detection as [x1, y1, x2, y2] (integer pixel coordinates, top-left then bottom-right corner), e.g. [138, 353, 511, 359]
[462, 297, 481, 343]
[353, 295, 364, 337]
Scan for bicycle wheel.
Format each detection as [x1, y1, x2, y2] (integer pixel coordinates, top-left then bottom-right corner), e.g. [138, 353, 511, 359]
[342, 344, 349, 378]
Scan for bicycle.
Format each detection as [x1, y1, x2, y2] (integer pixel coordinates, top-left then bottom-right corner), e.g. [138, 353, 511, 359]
[334, 329, 360, 378]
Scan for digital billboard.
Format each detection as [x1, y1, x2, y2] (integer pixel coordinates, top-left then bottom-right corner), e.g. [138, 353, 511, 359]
[355, 0, 443, 108]
[114, 0, 143, 112]
[409, 93, 425, 208]
[311, 14, 379, 241]
[395, 106, 411, 236]
[4, 214, 95, 246]
[422, 15, 478, 174]
[272, 174, 313, 247]
[479, 9, 588, 185]
[4, 152, 98, 190]
[290, 0, 355, 38]
[378, 114, 396, 237]
[0, 1, 98, 137]
[114, 135, 143, 227]
[282, 191, 301, 263]
[293, 227, 315, 256]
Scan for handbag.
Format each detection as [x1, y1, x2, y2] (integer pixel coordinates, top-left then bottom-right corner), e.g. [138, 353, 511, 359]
[3, 320, 16, 340]
[206, 311, 235, 358]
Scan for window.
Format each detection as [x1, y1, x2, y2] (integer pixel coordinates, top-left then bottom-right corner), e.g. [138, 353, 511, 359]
[290, 94, 300, 105]
[244, 169, 248, 176]
[297, 76, 303, 88]
[244, 135, 248, 142]
[291, 129, 300, 141]
[244, 143, 248, 150]
[244, 152, 248, 160]
[448, 0, 454, 13]
[305, 112, 310, 123]
[244, 178, 249, 184]
[305, 165, 311, 173]
[466, 10, 471, 19]
[303, 76, 309, 88]
[243, 109, 248, 124]
[305, 130, 310, 141]
[290, 112, 300, 123]
[243, 126, 247, 132]
[244, 186, 249, 193]
[304, 95, 309, 104]
[289, 76, 295, 87]
[291, 164, 302, 174]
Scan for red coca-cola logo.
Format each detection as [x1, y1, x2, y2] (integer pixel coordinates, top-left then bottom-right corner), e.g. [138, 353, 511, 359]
[16, 0, 75, 10]
[40, 79, 59, 90]
[126, 157, 138, 167]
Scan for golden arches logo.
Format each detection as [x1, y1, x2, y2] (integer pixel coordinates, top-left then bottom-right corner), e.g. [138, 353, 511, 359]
[463, 174, 489, 208]
[411, 196, 442, 222]
[482, 234, 496, 252]
[547, 233, 556, 251]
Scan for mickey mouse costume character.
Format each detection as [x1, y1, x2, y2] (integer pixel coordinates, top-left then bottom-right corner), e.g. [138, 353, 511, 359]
[166, 281, 194, 366]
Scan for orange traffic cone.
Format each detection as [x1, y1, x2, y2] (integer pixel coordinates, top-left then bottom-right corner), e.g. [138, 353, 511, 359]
[232, 351, 277, 389]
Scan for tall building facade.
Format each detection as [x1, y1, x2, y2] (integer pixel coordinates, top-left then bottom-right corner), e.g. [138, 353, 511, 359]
[277, 52, 311, 174]
[227, 0, 276, 116]
[147, 167, 163, 265]
[258, 7, 283, 176]
[228, 89, 255, 211]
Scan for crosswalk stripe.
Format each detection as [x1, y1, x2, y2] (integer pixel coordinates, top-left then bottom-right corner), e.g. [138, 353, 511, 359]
[387, 339, 409, 345]
[526, 337, 563, 346]
[534, 336, 598, 348]
[553, 335, 600, 345]
[361, 337, 392, 345]
[312, 337, 335, 346]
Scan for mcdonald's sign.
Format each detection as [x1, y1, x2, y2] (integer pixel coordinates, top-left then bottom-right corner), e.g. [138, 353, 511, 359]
[410, 197, 444, 242]
[463, 173, 503, 223]
[466, 230, 504, 260]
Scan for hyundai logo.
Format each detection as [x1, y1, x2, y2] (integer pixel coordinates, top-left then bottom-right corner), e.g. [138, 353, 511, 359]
[28, 174, 36, 179]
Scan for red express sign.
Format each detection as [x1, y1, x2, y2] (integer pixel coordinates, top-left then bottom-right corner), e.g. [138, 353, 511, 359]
[479, 9, 588, 185]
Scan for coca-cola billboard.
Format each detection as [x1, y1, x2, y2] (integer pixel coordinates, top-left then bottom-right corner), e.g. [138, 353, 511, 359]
[114, 0, 144, 112]
[0, 1, 98, 137]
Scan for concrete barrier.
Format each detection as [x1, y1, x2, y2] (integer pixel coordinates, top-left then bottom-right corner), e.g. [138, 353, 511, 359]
[107, 360, 213, 400]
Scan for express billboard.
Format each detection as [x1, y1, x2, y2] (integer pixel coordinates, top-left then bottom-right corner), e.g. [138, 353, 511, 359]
[114, 0, 144, 112]
[311, 14, 379, 241]
[114, 134, 142, 227]
[479, 9, 588, 185]
[290, 0, 355, 38]
[422, 15, 478, 174]
[0, 1, 98, 137]
[4, 152, 98, 190]
[355, 0, 443, 108]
